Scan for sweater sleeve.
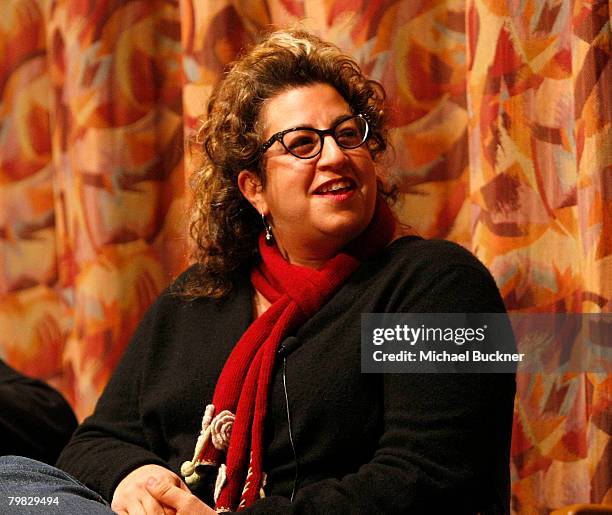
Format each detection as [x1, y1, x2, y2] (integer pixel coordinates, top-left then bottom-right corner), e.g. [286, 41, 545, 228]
[0, 360, 77, 465]
[234, 258, 515, 514]
[55, 298, 169, 500]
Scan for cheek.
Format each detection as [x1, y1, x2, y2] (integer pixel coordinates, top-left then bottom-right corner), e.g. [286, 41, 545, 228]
[264, 180, 309, 220]
[359, 161, 378, 192]
[351, 152, 376, 177]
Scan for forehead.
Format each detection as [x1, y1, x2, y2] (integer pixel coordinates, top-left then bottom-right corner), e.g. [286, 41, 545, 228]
[260, 83, 352, 135]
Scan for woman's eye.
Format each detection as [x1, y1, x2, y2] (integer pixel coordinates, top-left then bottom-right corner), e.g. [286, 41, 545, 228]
[290, 138, 315, 149]
[338, 128, 357, 138]
[285, 132, 318, 151]
[336, 128, 359, 143]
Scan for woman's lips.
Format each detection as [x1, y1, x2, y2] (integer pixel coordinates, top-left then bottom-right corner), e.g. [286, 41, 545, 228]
[318, 188, 355, 201]
[313, 178, 356, 196]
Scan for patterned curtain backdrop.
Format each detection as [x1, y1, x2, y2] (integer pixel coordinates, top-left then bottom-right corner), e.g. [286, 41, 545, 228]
[0, 0, 187, 419]
[0, 0, 609, 512]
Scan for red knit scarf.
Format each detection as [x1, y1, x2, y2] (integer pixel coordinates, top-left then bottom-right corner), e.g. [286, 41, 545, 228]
[181, 200, 395, 512]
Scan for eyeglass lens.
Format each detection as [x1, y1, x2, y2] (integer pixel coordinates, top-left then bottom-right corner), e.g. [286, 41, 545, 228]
[282, 116, 368, 159]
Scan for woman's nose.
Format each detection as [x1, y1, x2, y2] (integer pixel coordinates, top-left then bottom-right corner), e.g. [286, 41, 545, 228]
[317, 134, 347, 168]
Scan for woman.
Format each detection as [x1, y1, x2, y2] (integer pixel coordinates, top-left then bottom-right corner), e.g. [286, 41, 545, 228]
[0, 29, 514, 514]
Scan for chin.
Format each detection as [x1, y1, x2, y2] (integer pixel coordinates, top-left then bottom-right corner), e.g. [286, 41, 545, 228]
[321, 217, 370, 245]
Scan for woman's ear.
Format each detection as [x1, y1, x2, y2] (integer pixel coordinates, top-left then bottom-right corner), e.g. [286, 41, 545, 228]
[238, 170, 267, 214]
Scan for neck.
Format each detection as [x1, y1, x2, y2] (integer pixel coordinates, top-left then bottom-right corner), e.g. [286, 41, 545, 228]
[267, 198, 399, 268]
[274, 235, 342, 270]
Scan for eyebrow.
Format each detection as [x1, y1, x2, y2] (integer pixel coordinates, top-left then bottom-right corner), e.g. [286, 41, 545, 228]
[277, 113, 355, 133]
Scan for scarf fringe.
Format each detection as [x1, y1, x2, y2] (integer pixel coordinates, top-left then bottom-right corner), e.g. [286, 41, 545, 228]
[181, 404, 231, 485]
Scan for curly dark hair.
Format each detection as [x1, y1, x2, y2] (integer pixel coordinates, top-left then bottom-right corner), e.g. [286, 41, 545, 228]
[183, 28, 392, 298]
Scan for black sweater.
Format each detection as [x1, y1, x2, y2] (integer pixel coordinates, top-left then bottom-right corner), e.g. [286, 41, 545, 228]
[57, 237, 515, 514]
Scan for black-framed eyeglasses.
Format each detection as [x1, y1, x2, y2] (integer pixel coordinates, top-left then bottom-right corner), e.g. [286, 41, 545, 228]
[261, 114, 370, 159]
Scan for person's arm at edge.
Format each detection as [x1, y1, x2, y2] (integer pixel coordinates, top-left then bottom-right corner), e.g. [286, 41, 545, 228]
[0, 360, 78, 464]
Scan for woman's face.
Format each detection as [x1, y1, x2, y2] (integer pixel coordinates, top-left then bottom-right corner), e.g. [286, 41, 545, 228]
[239, 83, 378, 266]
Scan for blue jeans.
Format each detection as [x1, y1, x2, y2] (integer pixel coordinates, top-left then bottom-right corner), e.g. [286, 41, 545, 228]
[0, 456, 115, 514]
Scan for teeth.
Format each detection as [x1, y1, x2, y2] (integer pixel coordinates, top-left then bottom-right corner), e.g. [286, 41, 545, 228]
[318, 180, 352, 193]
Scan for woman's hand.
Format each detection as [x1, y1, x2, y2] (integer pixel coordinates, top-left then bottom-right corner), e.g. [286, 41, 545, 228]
[111, 464, 188, 514]
[145, 478, 217, 514]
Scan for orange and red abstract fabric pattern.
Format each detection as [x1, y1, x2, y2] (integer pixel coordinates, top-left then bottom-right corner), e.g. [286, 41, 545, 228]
[0, 1, 609, 512]
[0, 0, 187, 416]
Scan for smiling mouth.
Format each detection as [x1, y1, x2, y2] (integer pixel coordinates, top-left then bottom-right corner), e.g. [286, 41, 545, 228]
[313, 178, 356, 195]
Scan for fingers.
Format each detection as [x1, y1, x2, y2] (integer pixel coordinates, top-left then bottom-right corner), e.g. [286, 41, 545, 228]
[112, 464, 184, 515]
[140, 492, 170, 515]
[145, 478, 182, 508]
[111, 495, 167, 515]
[145, 479, 216, 514]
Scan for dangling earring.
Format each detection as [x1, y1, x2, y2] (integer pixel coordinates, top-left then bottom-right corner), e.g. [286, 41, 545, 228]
[261, 213, 274, 246]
